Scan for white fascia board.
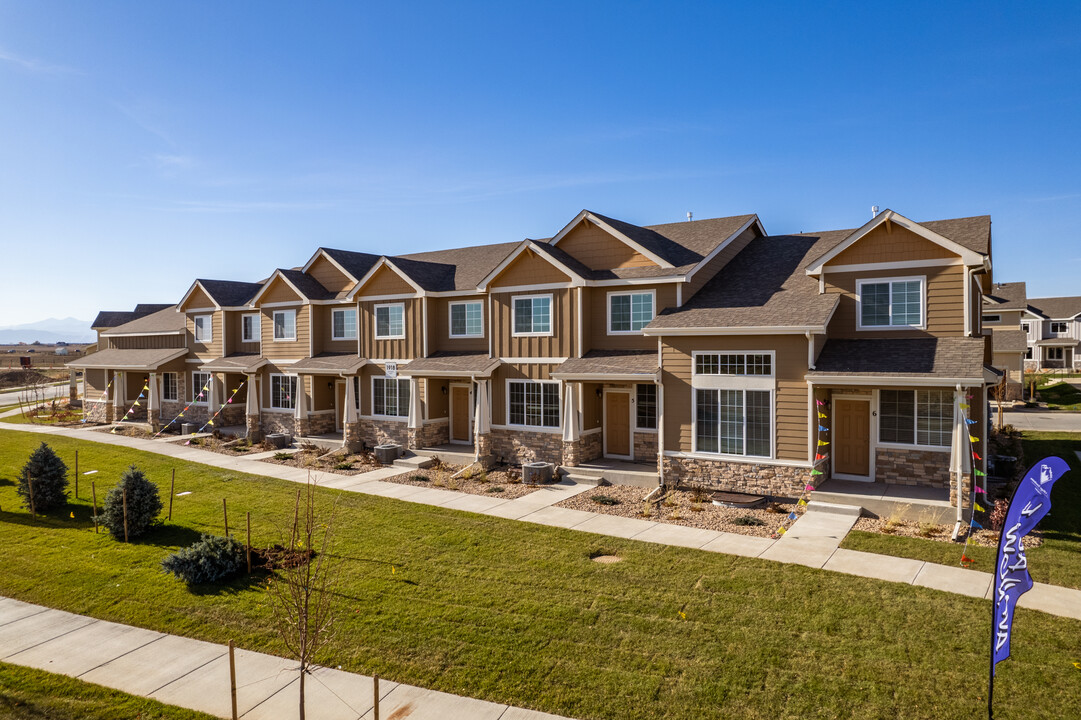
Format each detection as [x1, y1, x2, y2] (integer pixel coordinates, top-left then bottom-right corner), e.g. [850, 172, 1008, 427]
[177, 280, 221, 312]
[587, 276, 687, 287]
[301, 248, 359, 283]
[248, 271, 312, 306]
[476, 240, 586, 291]
[805, 375, 986, 387]
[642, 325, 827, 336]
[805, 210, 984, 275]
[582, 213, 675, 269]
[550, 371, 659, 382]
[101, 330, 186, 338]
[684, 215, 761, 284]
[345, 257, 424, 299]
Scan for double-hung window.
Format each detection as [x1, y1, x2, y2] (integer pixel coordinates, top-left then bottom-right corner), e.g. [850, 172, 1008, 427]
[270, 374, 297, 410]
[191, 372, 211, 405]
[508, 380, 559, 428]
[1051, 321, 1068, 334]
[878, 389, 952, 447]
[273, 310, 297, 341]
[692, 352, 773, 458]
[512, 295, 552, 336]
[373, 377, 410, 417]
[375, 304, 405, 340]
[857, 277, 924, 329]
[193, 315, 213, 343]
[162, 373, 178, 402]
[332, 308, 357, 340]
[609, 291, 654, 333]
[241, 314, 260, 342]
[449, 301, 484, 337]
[635, 384, 657, 430]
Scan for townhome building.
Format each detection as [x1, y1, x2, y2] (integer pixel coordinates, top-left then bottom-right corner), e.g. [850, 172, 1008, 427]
[74, 207, 995, 510]
[1020, 296, 1081, 371]
[982, 282, 1029, 398]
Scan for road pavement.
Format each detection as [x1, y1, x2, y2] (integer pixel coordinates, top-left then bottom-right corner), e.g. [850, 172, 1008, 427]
[1001, 409, 1081, 432]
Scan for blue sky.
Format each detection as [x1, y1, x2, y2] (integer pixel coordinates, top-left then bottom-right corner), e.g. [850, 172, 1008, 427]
[1, 1, 1079, 326]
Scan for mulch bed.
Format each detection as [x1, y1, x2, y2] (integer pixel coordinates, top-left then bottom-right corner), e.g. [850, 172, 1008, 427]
[90, 424, 155, 438]
[556, 485, 804, 537]
[851, 516, 1042, 549]
[384, 461, 541, 499]
[260, 445, 383, 476]
[171, 435, 272, 456]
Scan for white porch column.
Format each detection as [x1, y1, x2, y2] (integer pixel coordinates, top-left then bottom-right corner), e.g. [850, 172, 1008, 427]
[69, 369, 78, 403]
[246, 374, 260, 417]
[148, 372, 159, 420]
[344, 377, 358, 424]
[208, 374, 218, 418]
[113, 371, 125, 410]
[407, 377, 422, 429]
[561, 382, 580, 443]
[294, 376, 308, 421]
[473, 379, 491, 461]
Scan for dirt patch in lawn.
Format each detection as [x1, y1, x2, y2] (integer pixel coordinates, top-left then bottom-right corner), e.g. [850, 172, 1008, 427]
[385, 461, 541, 499]
[851, 515, 1041, 549]
[260, 444, 383, 476]
[557, 485, 803, 537]
[0, 369, 64, 390]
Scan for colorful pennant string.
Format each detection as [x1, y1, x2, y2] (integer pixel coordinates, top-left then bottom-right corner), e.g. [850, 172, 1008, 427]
[956, 389, 988, 567]
[770, 398, 829, 539]
[185, 380, 247, 443]
[109, 376, 150, 434]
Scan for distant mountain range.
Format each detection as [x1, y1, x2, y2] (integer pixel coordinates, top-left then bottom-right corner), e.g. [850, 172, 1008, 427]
[0, 317, 95, 344]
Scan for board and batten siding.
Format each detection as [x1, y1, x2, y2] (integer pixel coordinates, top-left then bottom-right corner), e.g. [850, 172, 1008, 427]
[830, 224, 957, 265]
[225, 311, 260, 356]
[555, 220, 657, 271]
[824, 264, 965, 339]
[359, 298, 422, 360]
[490, 362, 560, 426]
[491, 288, 575, 359]
[186, 312, 223, 359]
[312, 304, 359, 356]
[259, 306, 310, 361]
[107, 334, 185, 350]
[356, 265, 415, 297]
[661, 335, 809, 462]
[586, 284, 677, 352]
[306, 255, 355, 295]
[429, 295, 489, 354]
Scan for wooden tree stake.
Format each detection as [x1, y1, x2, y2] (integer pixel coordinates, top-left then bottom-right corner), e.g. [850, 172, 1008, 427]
[122, 485, 129, 543]
[246, 511, 252, 574]
[223, 498, 229, 537]
[74, 450, 78, 499]
[27, 475, 36, 520]
[168, 468, 175, 521]
[92, 481, 98, 533]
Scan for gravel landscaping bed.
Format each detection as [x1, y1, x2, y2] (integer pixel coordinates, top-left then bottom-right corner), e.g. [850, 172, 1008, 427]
[385, 461, 541, 499]
[557, 484, 804, 537]
[171, 435, 269, 457]
[851, 516, 1041, 549]
[259, 445, 383, 475]
[90, 424, 154, 438]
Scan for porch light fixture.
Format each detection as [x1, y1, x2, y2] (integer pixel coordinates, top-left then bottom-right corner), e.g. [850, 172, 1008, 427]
[595, 388, 602, 399]
[441, 385, 448, 396]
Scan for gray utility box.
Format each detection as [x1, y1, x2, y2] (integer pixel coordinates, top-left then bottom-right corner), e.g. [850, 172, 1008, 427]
[265, 433, 292, 449]
[523, 461, 553, 485]
[180, 423, 196, 436]
[374, 444, 401, 465]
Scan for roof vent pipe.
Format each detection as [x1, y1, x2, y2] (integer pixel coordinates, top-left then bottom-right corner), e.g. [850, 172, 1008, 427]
[871, 205, 879, 218]
[686, 211, 693, 222]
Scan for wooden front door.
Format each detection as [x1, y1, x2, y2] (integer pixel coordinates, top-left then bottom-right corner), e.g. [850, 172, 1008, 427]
[604, 391, 631, 458]
[834, 399, 870, 478]
[450, 385, 471, 443]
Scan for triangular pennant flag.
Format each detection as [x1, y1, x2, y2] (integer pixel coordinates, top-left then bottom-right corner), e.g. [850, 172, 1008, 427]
[815, 453, 827, 461]
[818, 425, 829, 432]
[974, 502, 985, 512]
[972, 451, 981, 460]
[818, 412, 827, 419]
[226, 398, 232, 403]
[974, 486, 986, 494]
[797, 498, 807, 506]
[969, 435, 979, 443]
[777, 526, 786, 535]
[972, 520, 984, 530]
[207, 420, 214, 426]
[818, 440, 830, 446]
[811, 469, 823, 475]
[965, 418, 977, 425]
[815, 399, 825, 406]
[202, 384, 209, 391]
[961, 555, 974, 564]
[178, 412, 184, 417]
[134, 401, 140, 407]
[788, 512, 797, 520]
[960, 403, 970, 409]
[804, 484, 815, 492]
[974, 469, 986, 477]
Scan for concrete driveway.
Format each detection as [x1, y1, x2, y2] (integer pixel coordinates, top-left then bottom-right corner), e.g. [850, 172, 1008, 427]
[1002, 409, 1081, 432]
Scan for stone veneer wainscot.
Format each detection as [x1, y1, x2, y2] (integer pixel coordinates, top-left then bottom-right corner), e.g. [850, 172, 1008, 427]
[663, 455, 820, 498]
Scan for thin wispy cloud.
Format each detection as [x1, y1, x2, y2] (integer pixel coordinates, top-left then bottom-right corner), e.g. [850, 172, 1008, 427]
[0, 46, 81, 75]
[153, 154, 195, 169]
[164, 199, 337, 213]
[1025, 192, 1081, 203]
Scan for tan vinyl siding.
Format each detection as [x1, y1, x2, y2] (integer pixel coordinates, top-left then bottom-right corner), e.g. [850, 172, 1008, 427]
[426, 377, 450, 419]
[492, 289, 574, 358]
[582, 382, 602, 430]
[430, 295, 488, 353]
[359, 298, 422, 360]
[181, 285, 216, 311]
[825, 264, 965, 339]
[260, 276, 304, 304]
[307, 255, 355, 295]
[555, 220, 657, 271]
[85, 368, 107, 396]
[661, 335, 809, 462]
[490, 249, 572, 287]
[983, 309, 1022, 327]
[830, 224, 957, 265]
[357, 362, 418, 418]
[356, 265, 415, 297]
[187, 312, 223, 359]
[684, 224, 761, 300]
[226, 311, 260, 355]
[313, 305, 359, 356]
[490, 363, 559, 426]
[312, 373, 334, 412]
[590, 284, 676, 351]
[260, 307, 309, 360]
[108, 334, 185, 350]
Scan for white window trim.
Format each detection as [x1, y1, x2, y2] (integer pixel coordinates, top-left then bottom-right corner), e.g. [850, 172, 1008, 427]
[269, 373, 297, 410]
[272, 309, 297, 342]
[511, 294, 554, 337]
[191, 371, 211, 406]
[374, 303, 406, 340]
[193, 315, 213, 343]
[633, 383, 658, 432]
[855, 276, 927, 331]
[331, 308, 358, 341]
[371, 375, 410, 419]
[448, 300, 485, 338]
[161, 372, 178, 402]
[505, 378, 561, 429]
[691, 386, 775, 459]
[241, 313, 260, 343]
[983, 314, 1001, 323]
[607, 289, 656, 335]
[691, 350, 776, 390]
[1050, 321, 1069, 335]
[876, 388, 953, 451]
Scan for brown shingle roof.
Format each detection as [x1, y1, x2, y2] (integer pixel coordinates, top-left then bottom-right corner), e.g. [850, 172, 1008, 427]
[289, 353, 367, 375]
[102, 306, 186, 336]
[66, 347, 188, 370]
[807, 338, 987, 379]
[1029, 296, 1081, 320]
[393, 242, 521, 292]
[195, 279, 264, 307]
[991, 329, 1028, 354]
[199, 354, 267, 373]
[552, 350, 658, 379]
[984, 282, 1028, 311]
[645, 232, 845, 331]
[400, 352, 500, 377]
[91, 304, 173, 329]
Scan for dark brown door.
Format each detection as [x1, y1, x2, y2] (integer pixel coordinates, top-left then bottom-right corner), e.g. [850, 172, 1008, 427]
[835, 399, 870, 477]
[605, 392, 630, 457]
[451, 386, 470, 442]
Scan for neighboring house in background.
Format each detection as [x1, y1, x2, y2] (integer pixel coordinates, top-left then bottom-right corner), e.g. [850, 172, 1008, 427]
[1021, 296, 1081, 372]
[982, 281, 1029, 399]
[73, 207, 995, 514]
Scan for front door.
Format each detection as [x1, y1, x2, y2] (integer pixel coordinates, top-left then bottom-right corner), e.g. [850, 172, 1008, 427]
[834, 398, 871, 479]
[450, 384, 471, 444]
[604, 390, 631, 458]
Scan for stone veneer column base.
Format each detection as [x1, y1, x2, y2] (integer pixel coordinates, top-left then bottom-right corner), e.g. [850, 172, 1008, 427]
[343, 421, 363, 452]
[662, 455, 818, 498]
[295, 418, 311, 438]
[246, 415, 264, 443]
[875, 447, 951, 488]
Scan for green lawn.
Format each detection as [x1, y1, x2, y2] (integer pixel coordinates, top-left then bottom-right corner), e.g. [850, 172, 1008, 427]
[0, 661, 216, 720]
[2, 429, 1080, 719]
[841, 431, 1081, 590]
[1036, 380, 1081, 411]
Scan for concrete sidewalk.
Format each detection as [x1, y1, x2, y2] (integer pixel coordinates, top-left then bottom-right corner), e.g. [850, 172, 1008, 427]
[3, 420, 1081, 622]
[0, 596, 571, 720]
